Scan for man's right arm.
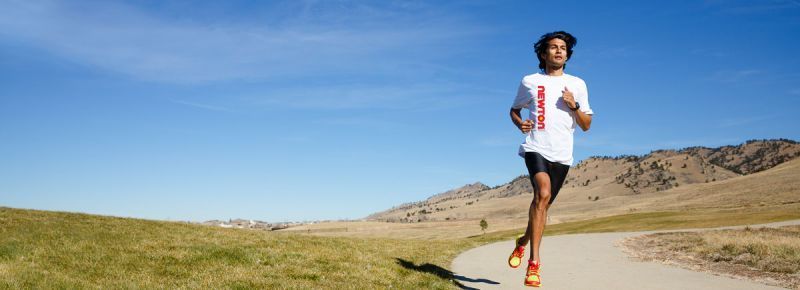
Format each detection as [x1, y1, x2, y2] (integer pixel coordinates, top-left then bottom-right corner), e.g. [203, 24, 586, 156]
[510, 108, 532, 133]
[511, 80, 533, 133]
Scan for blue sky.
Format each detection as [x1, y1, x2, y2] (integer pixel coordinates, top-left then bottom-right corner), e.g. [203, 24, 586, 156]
[1, 0, 799, 222]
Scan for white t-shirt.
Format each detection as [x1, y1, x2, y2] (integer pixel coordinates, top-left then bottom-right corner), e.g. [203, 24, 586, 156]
[511, 72, 593, 166]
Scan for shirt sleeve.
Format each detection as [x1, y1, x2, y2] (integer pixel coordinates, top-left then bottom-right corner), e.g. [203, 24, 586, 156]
[511, 81, 531, 109]
[578, 80, 593, 115]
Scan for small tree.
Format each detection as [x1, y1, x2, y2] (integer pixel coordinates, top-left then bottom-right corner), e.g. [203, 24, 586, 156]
[480, 219, 488, 234]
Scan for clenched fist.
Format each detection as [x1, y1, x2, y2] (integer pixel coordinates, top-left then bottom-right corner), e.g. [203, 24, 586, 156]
[562, 86, 577, 110]
[519, 119, 534, 133]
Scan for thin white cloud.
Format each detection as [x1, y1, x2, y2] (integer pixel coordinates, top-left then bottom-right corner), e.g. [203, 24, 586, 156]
[705, 0, 800, 14]
[275, 135, 312, 143]
[308, 116, 405, 130]
[244, 82, 489, 111]
[707, 69, 761, 83]
[574, 135, 655, 153]
[169, 99, 235, 113]
[574, 135, 743, 155]
[716, 115, 775, 128]
[689, 48, 732, 58]
[582, 45, 647, 59]
[0, 0, 483, 84]
[480, 136, 518, 147]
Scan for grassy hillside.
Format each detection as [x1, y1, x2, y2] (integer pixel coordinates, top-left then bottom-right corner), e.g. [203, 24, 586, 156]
[3, 205, 800, 289]
[0, 207, 490, 289]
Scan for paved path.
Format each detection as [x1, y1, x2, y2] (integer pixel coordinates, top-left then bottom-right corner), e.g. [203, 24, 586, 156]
[451, 220, 800, 290]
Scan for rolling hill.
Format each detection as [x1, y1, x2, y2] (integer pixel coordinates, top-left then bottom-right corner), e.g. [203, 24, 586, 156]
[367, 139, 800, 223]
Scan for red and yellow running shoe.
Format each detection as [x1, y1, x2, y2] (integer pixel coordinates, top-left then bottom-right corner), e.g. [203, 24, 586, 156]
[524, 260, 541, 287]
[507, 235, 525, 268]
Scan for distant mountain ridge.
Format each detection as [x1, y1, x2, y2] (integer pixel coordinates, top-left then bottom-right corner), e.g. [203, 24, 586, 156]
[679, 139, 799, 174]
[365, 182, 489, 220]
[366, 139, 799, 222]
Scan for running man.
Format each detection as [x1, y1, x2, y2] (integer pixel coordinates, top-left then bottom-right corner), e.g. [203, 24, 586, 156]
[507, 31, 593, 287]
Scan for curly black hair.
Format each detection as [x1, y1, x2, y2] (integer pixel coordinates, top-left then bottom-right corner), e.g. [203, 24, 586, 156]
[533, 31, 577, 70]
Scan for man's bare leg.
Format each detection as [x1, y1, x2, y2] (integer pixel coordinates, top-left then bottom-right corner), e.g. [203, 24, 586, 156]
[517, 172, 551, 263]
[518, 200, 552, 247]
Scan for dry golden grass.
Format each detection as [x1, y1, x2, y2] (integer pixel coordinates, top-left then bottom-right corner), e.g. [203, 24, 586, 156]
[624, 226, 800, 289]
[701, 226, 800, 273]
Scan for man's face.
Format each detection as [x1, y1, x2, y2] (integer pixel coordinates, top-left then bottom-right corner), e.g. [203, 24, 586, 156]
[541, 38, 568, 68]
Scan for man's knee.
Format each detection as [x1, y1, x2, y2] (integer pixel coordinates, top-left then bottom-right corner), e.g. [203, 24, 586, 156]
[536, 190, 551, 206]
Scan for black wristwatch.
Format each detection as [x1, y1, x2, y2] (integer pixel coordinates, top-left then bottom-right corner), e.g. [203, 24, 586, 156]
[570, 102, 580, 111]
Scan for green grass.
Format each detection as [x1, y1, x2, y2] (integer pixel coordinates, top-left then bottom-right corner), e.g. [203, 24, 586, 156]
[1, 204, 799, 289]
[0, 207, 478, 289]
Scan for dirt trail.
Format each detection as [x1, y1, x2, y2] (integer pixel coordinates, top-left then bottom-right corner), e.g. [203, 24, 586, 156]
[451, 220, 800, 290]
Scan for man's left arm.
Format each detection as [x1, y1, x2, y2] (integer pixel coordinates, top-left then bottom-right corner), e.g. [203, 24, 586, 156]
[562, 86, 592, 131]
[573, 108, 592, 131]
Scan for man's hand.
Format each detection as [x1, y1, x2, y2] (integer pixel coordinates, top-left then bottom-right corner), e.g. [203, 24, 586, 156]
[562, 86, 577, 110]
[519, 119, 534, 133]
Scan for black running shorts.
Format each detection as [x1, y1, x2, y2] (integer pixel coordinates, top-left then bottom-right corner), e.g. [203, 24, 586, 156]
[524, 151, 570, 204]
